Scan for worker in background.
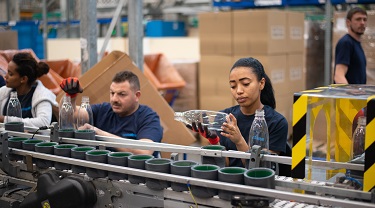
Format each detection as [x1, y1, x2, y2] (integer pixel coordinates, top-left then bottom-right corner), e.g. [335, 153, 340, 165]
[60, 70, 163, 157]
[0, 52, 58, 127]
[334, 7, 367, 84]
[188, 57, 290, 176]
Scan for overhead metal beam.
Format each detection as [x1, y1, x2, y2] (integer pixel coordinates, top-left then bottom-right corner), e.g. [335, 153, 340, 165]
[128, 0, 144, 71]
[80, 0, 98, 73]
[6, 0, 11, 21]
[66, 0, 71, 38]
[324, 0, 333, 85]
[116, 16, 122, 37]
[99, 0, 126, 59]
[42, 0, 48, 59]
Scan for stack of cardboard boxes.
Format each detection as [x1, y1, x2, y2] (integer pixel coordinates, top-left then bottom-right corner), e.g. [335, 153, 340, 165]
[362, 11, 375, 84]
[199, 9, 306, 135]
[199, 11, 235, 111]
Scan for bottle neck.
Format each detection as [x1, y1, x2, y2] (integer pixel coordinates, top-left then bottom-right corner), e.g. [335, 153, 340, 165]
[63, 95, 71, 103]
[10, 91, 18, 99]
[358, 116, 366, 126]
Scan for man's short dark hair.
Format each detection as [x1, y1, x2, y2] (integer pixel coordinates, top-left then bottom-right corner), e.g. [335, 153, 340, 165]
[112, 70, 140, 91]
[347, 7, 367, 20]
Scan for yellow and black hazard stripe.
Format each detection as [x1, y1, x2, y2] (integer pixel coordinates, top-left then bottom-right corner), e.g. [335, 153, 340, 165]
[335, 98, 364, 163]
[292, 93, 307, 179]
[364, 96, 375, 192]
[42, 200, 51, 208]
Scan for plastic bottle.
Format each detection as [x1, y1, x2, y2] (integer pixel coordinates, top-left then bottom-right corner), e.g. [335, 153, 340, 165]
[174, 110, 228, 131]
[59, 95, 75, 131]
[6, 91, 23, 123]
[248, 109, 269, 152]
[352, 116, 365, 159]
[76, 96, 94, 129]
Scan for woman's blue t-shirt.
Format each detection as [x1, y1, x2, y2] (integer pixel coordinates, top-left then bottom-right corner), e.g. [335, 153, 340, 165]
[219, 105, 288, 167]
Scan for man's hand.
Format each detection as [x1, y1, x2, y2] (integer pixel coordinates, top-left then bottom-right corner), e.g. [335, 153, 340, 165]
[186, 121, 219, 144]
[60, 77, 83, 97]
[78, 123, 102, 135]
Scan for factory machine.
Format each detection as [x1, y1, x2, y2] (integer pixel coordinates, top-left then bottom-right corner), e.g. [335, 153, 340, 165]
[0, 123, 374, 208]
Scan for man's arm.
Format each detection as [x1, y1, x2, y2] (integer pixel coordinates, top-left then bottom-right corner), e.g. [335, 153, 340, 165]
[80, 123, 154, 155]
[115, 139, 155, 155]
[334, 64, 349, 84]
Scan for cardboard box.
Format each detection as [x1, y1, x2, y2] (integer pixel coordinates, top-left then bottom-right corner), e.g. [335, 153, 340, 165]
[233, 9, 287, 55]
[200, 95, 234, 112]
[199, 55, 234, 110]
[199, 11, 233, 56]
[57, 51, 197, 158]
[287, 53, 306, 94]
[199, 55, 233, 96]
[172, 60, 199, 112]
[275, 92, 294, 136]
[286, 11, 305, 53]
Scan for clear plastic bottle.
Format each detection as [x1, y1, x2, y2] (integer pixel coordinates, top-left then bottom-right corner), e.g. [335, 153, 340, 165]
[6, 91, 23, 123]
[59, 95, 75, 131]
[352, 116, 365, 159]
[249, 109, 269, 152]
[174, 110, 228, 131]
[76, 96, 94, 129]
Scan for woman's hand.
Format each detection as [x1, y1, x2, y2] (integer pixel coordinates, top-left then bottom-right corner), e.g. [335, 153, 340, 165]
[220, 113, 243, 144]
[221, 113, 249, 166]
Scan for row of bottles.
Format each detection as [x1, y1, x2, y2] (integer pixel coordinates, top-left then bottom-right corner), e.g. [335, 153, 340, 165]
[5, 92, 94, 131]
[59, 95, 94, 131]
[240, 108, 365, 162]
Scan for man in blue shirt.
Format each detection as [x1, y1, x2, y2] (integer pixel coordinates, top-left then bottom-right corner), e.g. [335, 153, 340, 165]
[334, 7, 367, 84]
[60, 71, 163, 157]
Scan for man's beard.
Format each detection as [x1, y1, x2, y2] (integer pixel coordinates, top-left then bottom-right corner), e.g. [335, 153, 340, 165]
[350, 25, 364, 35]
